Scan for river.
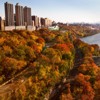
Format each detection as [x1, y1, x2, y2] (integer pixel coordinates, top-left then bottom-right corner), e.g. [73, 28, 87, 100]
[81, 33, 100, 66]
[81, 33, 100, 46]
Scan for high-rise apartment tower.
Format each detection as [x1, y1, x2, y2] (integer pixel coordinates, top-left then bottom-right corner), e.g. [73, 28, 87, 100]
[15, 3, 24, 26]
[4, 2, 14, 26]
[24, 6, 32, 26]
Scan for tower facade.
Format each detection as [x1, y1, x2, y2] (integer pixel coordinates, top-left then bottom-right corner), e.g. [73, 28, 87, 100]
[24, 6, 32, 26]
[15, 3, 24, 26]
[41, 18, 45, 27]
[32, 16, 39, 27]
[4, 2, 14, 26]
[0, 17, 4, 31]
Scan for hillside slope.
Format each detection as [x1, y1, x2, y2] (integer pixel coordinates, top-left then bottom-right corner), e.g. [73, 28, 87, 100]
[0, 29, 100, 100]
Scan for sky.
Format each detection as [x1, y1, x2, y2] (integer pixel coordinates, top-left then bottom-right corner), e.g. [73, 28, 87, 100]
[0, 0, 100, 23]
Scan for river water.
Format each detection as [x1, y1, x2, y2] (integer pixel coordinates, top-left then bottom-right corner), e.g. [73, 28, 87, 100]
[81, 33, 100, 46]
[81, 33, 100, 66]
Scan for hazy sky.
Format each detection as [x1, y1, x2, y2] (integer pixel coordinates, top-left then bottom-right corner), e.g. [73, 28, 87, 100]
[0, 0, 100, 23]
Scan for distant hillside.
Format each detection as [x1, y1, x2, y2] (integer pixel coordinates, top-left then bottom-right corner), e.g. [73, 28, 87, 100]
[59, 24, 100, 37]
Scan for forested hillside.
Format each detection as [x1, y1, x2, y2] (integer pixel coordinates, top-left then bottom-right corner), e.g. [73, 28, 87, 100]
[0, 29, 100, 100]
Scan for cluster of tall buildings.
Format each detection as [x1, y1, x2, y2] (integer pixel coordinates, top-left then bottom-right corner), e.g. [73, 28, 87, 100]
[0, 2, 53, 31]
[32, 16, 53, 28]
